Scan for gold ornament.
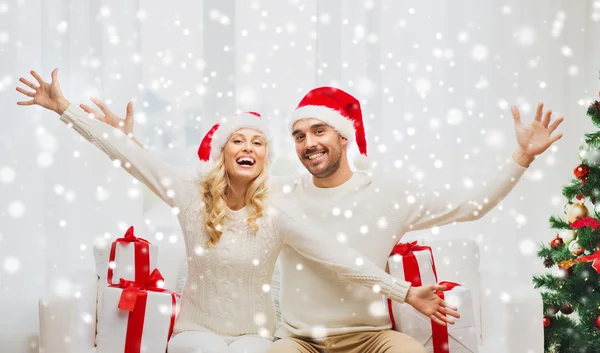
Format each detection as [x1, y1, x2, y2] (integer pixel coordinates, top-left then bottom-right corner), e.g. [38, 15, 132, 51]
[558, 259, 576, 270]
[566, 203, 589, 223]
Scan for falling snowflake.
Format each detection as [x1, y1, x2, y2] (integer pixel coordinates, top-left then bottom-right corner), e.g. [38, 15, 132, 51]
[369, 301, 387, 317]
[96, 186, 109, 201]
[568, 65, 579, 76]
[514, 26, 536, 47]
[8, 200, 25, 218]
[552, 11, 566, 37]
[0, 166, 15, 183]
[158, 304, 170, 315]
[3, 256, 20, 274]
[470, 45, 489, 61]
[354, 77, 376, 97]
[0, 31, 9, 44]
[51, 277, 74, 298]
[254, 312, 266, 325]
[475, 77, 489, 89]
[81, 313, 94, 325]
[446, 109, 464, 125]
[519, 239, 536, 255]
[560, 46, 573, 57]
[311, 326, 327, 339]
[484, 129, 506, 148]
[414, 78, 431, 95]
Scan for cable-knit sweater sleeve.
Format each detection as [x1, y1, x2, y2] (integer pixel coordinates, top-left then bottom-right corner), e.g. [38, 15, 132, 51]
[400, 157, 527, 232]
[59, 104, 196, 210]
[272, 198, 412, 303]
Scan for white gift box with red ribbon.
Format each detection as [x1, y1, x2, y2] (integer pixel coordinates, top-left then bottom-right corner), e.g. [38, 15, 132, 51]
[386, 241, 439, 330]
[107, 226, 158, 285]
[391, 281, 479, 353]
[96, 269, 180, 353]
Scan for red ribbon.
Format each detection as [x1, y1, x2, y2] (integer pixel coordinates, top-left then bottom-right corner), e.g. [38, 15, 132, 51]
[107, 226, 152, 285]
[431, 281, 461, 353]
[577, 250, 600, 273]
[109, 269, 180, 353]
[387, 241, 439, 329]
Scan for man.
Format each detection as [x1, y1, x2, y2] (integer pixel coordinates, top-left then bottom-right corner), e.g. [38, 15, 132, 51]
[266, 87, 563, 352]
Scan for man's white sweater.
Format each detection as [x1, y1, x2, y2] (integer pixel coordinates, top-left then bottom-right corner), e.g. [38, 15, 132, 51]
[274, 160, 527, 339]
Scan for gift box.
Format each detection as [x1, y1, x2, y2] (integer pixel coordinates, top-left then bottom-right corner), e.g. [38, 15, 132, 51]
[391, 281, 478, 353]
[387, 241, 439, 329]
[107, 226, 158, 285]
[97, 269, 180, 353]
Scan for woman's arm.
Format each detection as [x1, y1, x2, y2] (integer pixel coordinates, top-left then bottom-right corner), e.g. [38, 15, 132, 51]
[16, 68, 196, 210]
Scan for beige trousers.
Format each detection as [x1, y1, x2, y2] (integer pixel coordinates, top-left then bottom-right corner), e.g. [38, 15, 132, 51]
[266, 330, 427, 353]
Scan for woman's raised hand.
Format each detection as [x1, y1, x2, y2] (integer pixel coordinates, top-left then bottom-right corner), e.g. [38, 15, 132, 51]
[16, 68, 69, 115]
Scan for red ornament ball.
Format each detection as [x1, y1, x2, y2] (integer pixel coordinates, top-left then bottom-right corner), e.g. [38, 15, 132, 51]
[544, 316, 551, 328]
[574, 164, 590, 180]
[596, 315, 600, 329]
[560, 304, 574, 315]
[550, 235, 564, 249]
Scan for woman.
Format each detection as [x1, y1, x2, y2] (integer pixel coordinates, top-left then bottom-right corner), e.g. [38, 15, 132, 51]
[16, 68, 458, 353]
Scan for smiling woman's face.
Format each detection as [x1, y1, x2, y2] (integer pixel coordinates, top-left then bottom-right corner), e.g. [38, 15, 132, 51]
[222, 128, 267, 183]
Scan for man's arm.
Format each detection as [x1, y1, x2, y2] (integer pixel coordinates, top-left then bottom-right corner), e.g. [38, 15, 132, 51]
[398, 102, 563, 232]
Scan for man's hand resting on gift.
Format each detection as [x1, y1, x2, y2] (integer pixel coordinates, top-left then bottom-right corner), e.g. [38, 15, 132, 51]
[405, 284, 460, 326]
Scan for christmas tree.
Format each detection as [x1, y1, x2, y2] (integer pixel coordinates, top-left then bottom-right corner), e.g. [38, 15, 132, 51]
[533, 95, 600, 353]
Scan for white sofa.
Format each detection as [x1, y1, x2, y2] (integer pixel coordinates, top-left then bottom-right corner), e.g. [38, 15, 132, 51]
[38, 237, 543, 353]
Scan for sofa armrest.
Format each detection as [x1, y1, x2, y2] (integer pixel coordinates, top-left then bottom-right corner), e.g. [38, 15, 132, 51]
[39, 270, 98, 353]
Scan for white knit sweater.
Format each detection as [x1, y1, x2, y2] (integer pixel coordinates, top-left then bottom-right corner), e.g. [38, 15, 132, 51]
[272, 155, 528, 339]
[59, 104, 411, 340]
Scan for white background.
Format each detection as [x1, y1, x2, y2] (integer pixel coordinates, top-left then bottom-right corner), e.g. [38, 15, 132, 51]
[1, 0, 600, 352]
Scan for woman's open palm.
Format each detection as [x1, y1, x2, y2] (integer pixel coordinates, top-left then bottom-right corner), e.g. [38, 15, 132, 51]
[16, 68, 66, 113]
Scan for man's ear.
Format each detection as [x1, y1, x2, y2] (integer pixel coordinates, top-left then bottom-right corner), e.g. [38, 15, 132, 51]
[340, 135, 349, 148]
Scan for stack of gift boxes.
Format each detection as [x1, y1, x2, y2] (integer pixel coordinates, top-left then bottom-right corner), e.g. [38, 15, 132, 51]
[387, 241, 479, 353]
[96, 226, 181, 353]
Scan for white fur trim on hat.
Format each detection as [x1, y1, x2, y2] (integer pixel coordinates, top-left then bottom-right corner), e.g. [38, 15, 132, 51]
[353, 153, 370, 170]
[290, 105, 356, 142]
[210, 114, 273, 162]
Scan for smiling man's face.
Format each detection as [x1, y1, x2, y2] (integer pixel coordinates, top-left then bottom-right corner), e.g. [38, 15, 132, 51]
[292, 118, 348, 178]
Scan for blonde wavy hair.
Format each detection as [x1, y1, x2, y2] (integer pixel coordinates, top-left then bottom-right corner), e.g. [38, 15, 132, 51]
[199, 140, 270, 248]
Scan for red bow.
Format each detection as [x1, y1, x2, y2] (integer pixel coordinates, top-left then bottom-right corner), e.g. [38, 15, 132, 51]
[577, 250, 600, 273]
[117, 226, 150, 244]
[571, 217, 600, 230]
[114, 269, 166, 312]
[436, 281, 461, 292]
[390, 241, 427, 256]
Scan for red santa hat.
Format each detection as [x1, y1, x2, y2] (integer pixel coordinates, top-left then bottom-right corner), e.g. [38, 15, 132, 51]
[290, 87, 369, 170]
[198, 111, 273, 163]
